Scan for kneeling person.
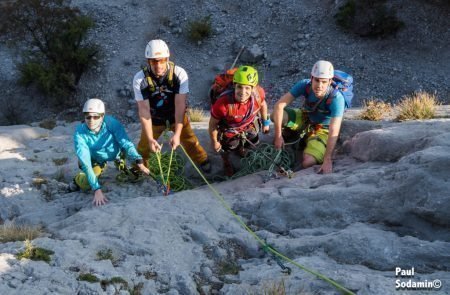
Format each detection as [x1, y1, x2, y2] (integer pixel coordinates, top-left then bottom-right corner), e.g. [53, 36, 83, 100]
[72, 98, 150, 206]
[209, 66, 269, 176]
[272, 60, 345, 174]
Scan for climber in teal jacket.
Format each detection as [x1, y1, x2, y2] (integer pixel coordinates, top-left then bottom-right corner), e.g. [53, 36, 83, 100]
[72, 98, 149, 206]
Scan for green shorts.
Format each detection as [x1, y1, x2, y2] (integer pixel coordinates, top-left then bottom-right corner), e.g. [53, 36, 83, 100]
[283, 107, 328, 163]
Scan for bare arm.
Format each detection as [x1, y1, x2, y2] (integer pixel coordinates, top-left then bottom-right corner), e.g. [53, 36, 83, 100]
[260, 100, 270, 133]
[272, 92, 295, 148]
[137, 100, 161, 152]
[319, 116, 343, 174]
[169, 93, 187, 150]
[208, 116, 222, 152]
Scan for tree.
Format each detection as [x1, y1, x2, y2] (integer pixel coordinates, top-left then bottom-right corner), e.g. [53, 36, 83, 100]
[0, 0, 99, 106]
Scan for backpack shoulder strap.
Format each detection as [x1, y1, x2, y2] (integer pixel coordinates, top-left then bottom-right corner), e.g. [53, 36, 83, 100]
[141, 62, 175, 93]
[167, 61, 175, 88]
[141, 66, 156, 93]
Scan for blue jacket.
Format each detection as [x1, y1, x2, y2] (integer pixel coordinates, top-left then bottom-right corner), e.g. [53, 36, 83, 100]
[74, 115, 142, 190]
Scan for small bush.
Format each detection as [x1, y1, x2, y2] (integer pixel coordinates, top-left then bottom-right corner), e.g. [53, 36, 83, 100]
[16, 240, 54, 263]
[217, 261, 240, 276]
[96, 248, 119, 266]
[0, 224, 42, 243]
[358, 99, 392, 121]
[188, 107, 207, 122]
[335, 0, 403, 37]
[78, 273, 99, 283]
[0, 0, 99, 105]
[263, 279, 286, 295]
[187, 16, 212, 42]
[396, 91, 440, 121]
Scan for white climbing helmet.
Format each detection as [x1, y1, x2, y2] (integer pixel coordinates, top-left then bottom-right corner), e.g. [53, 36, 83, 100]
[145, 39, 170, 59]
[83, 98, 105, 113]
[311, 60, 334, 79]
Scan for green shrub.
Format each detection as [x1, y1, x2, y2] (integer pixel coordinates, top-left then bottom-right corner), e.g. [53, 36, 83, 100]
[16, 240, 54, 263]
[0, 0, 99, 106]
[335, 0, 404, 37]
[96, 248, 119, 265]
[396, 91, 440, 121]
[78, 273, 100, 283]
[187, 16, 212, 42]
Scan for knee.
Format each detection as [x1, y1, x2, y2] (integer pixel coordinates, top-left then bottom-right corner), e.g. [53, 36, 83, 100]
[302, 154, 317, 168]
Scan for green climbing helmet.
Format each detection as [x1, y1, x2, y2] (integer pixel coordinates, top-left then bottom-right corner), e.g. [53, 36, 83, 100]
[233, 65, 258, 87]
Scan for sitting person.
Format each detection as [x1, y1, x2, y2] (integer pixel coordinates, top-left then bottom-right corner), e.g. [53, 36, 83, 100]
[272, 60, 345, 174]
[209, 65, 269, 176]
[71, 98, 149, 206]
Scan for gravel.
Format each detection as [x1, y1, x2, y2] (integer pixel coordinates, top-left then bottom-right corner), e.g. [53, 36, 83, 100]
[0, 0, 449, 125]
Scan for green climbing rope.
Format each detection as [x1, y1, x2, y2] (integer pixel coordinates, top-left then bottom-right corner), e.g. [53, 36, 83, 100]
[180, 145, 355, 295]
[227, 143, 295, 179]
[147, 150, 193, 192]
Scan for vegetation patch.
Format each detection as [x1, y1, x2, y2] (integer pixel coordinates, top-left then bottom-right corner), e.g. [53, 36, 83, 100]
[78, 273, 100, 283]
[0, 0, 99, 106]
[16, 240, 53, 263]
[0, 224, 42, 243]
[262, 279, 286, 295]
[188, 107, 207, 122]
[52, 157, 68, 166]
[396, 91, 440, 121]
[335, 0, 403, 37]
[217, 260, 240, 276]
[96, 248, 119, 266]
[100, 276, 128, 290]
[358, 99, 392, 121]
[187, 16, 212, 42]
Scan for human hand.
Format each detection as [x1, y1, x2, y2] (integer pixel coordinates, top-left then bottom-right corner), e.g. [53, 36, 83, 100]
[212, 141, 222, 153]
[274, 136, 284, 150]
[170, 134, 181, 150]
[149, 139, 162, 153]
[263, 126, 270, 134]
[93, 189, 108, 206]
[137, 163, 150, 175]
[318, 159, 333, 174]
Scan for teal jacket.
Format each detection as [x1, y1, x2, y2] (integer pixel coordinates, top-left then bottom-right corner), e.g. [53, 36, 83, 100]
[74, 115, 142, 190]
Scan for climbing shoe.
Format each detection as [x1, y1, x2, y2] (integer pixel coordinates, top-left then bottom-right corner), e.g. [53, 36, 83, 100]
[199, 159, 211, 173]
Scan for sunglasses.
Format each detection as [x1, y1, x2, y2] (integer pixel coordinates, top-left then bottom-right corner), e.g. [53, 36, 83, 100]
[149, 58, 168, 65]
[85, 115, 102, 120]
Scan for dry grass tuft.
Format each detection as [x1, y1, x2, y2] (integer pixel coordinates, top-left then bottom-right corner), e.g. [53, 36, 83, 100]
[262, 279, 286, 295]
[188, 107, 207, 122]
[0, 224, 42, 243]
[358, 99, 392, 121]
[396, 91, 440, 121]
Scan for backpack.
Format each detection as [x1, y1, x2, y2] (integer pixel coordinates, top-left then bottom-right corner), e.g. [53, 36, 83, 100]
[208, 68, 238, 105]
[306, 70, 354, 111]
[141, 61, 175, 93]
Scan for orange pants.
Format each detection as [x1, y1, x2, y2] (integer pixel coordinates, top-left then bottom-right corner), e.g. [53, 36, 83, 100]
[138, 114, 208, 165]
